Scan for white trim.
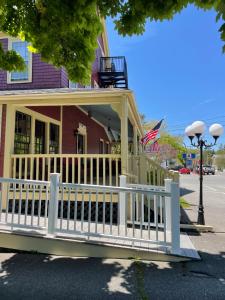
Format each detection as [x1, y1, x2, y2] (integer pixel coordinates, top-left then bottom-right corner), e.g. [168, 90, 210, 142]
[97, 39, 105, 57]
[7, 38, 32, 84]
[59, 106, 63, 154]
[93, 80, 99, 88]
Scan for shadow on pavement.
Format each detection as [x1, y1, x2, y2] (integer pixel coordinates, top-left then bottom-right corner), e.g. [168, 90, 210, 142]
[0, 250, 225, 299]
[180, 187, 195, 197]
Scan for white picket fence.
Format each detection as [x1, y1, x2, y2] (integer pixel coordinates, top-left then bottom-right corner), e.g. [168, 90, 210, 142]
[0, 174, 180, 254]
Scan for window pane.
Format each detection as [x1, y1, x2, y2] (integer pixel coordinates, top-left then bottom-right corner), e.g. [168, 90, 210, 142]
[14, 111, 31, 154]
[11, 41, 30, 81]
[99, 140, 104, 154]
[35, 120, 45, 154]
[77, 134, 85, 154]
[49, 124, 59, 154]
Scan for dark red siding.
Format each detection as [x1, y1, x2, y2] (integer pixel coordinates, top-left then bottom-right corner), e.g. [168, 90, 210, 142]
[62, 106, 109, 154]
[27, 106, 61, 121]
[16, 105, 109, 154]
[0, 39, 68, 90]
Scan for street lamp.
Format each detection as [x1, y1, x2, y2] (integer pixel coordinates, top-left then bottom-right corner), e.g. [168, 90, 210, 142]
[185, 121, 224, 225]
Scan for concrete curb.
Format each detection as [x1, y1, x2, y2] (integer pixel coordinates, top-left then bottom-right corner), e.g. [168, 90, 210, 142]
[180, 224, 214, 233]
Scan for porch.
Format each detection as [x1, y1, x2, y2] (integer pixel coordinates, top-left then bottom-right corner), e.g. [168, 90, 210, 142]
[0, 88, 178, 187]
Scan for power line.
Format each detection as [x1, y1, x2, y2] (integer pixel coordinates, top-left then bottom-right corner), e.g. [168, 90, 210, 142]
[166, 115, 225, 130]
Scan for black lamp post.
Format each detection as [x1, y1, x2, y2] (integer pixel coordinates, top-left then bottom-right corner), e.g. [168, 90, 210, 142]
[185, 121, 224, 225]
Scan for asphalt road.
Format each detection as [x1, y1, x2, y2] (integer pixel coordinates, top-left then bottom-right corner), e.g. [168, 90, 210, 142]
[0, 174, 225, 299]
[180, 172, 225, 231]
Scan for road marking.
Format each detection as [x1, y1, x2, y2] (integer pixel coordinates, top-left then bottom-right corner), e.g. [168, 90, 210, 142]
[205, 185, 217, 192]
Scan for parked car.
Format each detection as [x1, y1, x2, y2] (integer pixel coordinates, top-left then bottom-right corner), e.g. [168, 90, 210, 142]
[196, 165, 215, 175]
[203, 165, 215, 175]
[179, 167, 191, 174]
[169, 165, 183, 171]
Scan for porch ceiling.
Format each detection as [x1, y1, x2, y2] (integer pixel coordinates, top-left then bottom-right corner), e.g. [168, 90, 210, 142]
[81, 105, 133, 137]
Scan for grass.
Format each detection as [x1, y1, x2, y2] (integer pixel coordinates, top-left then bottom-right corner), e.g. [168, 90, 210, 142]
[134, 259, 149, 300]
[180, 197, 191, 209]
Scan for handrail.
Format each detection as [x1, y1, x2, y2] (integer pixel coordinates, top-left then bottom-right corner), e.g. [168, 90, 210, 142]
[59, 182, 171, 197]
[0, 177, 50, 186]
[11, 154, 121, 159]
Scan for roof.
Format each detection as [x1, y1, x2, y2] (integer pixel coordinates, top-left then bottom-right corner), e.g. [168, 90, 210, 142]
[0, 87, 126, 96]
[0, 88, 144, 136]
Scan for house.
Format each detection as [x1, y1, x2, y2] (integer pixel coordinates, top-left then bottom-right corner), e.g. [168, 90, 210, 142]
[0, 21, 177, 189]
[0, 20, 193, 261]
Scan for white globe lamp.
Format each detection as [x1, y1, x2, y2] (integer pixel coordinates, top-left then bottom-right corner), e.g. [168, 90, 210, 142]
[209, 123, 224, 141]
[191, 121, 205, 137]
[185, 125, 195, 140]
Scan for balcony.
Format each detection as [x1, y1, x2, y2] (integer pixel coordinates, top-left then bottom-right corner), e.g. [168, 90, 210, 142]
[98, 56, 128, 89]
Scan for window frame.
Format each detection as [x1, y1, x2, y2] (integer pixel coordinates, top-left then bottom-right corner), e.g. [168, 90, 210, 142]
[14, 107, 61, 155]
[7, 38, 32, 84]
[14, 111, 31, 154]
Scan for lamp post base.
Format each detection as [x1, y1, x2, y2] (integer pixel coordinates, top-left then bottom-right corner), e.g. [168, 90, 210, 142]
[197, 206, 205, 225]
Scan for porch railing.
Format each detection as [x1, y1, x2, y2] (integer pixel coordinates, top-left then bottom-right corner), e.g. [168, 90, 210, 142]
[0, 175, 181, 254]
[128, 154, 179, 185]
[11, 154, 121, 186]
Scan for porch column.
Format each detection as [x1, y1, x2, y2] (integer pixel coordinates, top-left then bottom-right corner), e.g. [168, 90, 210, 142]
[0, 104, 2, 149]
[120, 96, 129, 175]
[30, 116, 35, 154]
[133, 126, 138, 156]
[2, 105, 15, 209]
[3, 104, 15, 178]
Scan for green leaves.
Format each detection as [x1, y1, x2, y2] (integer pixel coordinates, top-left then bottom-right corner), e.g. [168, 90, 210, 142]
[0, 0, 225, 83]
[0, 44, 25, 72]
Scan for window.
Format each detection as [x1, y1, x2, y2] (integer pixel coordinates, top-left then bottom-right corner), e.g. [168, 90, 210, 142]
[14, 111, 31, 154]
[35, 120, 45, 154]
[49, 124, 59, 154]
[77, 133, 85, 154]
[105, 142, 109, 154]
[8, 40, 32, 83]
[99, 139, 104, 154]
[69, 81, 78, 88]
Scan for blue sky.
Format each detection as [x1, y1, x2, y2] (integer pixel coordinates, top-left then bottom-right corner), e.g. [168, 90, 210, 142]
[106, 4, 225, 147]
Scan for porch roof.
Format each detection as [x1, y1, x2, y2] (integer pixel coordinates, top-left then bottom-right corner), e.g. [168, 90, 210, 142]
[0, 88, 144, 136]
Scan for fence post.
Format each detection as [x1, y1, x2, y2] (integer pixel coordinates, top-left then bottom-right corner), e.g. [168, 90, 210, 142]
[48, 173, 60, 235]
[165, 179, 172, 232]
[170, 182, 181, 254]
[119, 175, 127, 225]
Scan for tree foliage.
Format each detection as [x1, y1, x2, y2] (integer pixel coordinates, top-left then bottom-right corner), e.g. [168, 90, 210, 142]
[0, 0, 224, 83]
[158, 133, 186, 164]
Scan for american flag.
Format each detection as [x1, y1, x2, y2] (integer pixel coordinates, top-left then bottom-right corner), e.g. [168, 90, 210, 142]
[141, 119, 163, 146]
[148, 140, 160, 152]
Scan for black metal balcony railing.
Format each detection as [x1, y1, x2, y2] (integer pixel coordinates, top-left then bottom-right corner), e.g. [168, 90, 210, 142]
[98, 56, 128, 89]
